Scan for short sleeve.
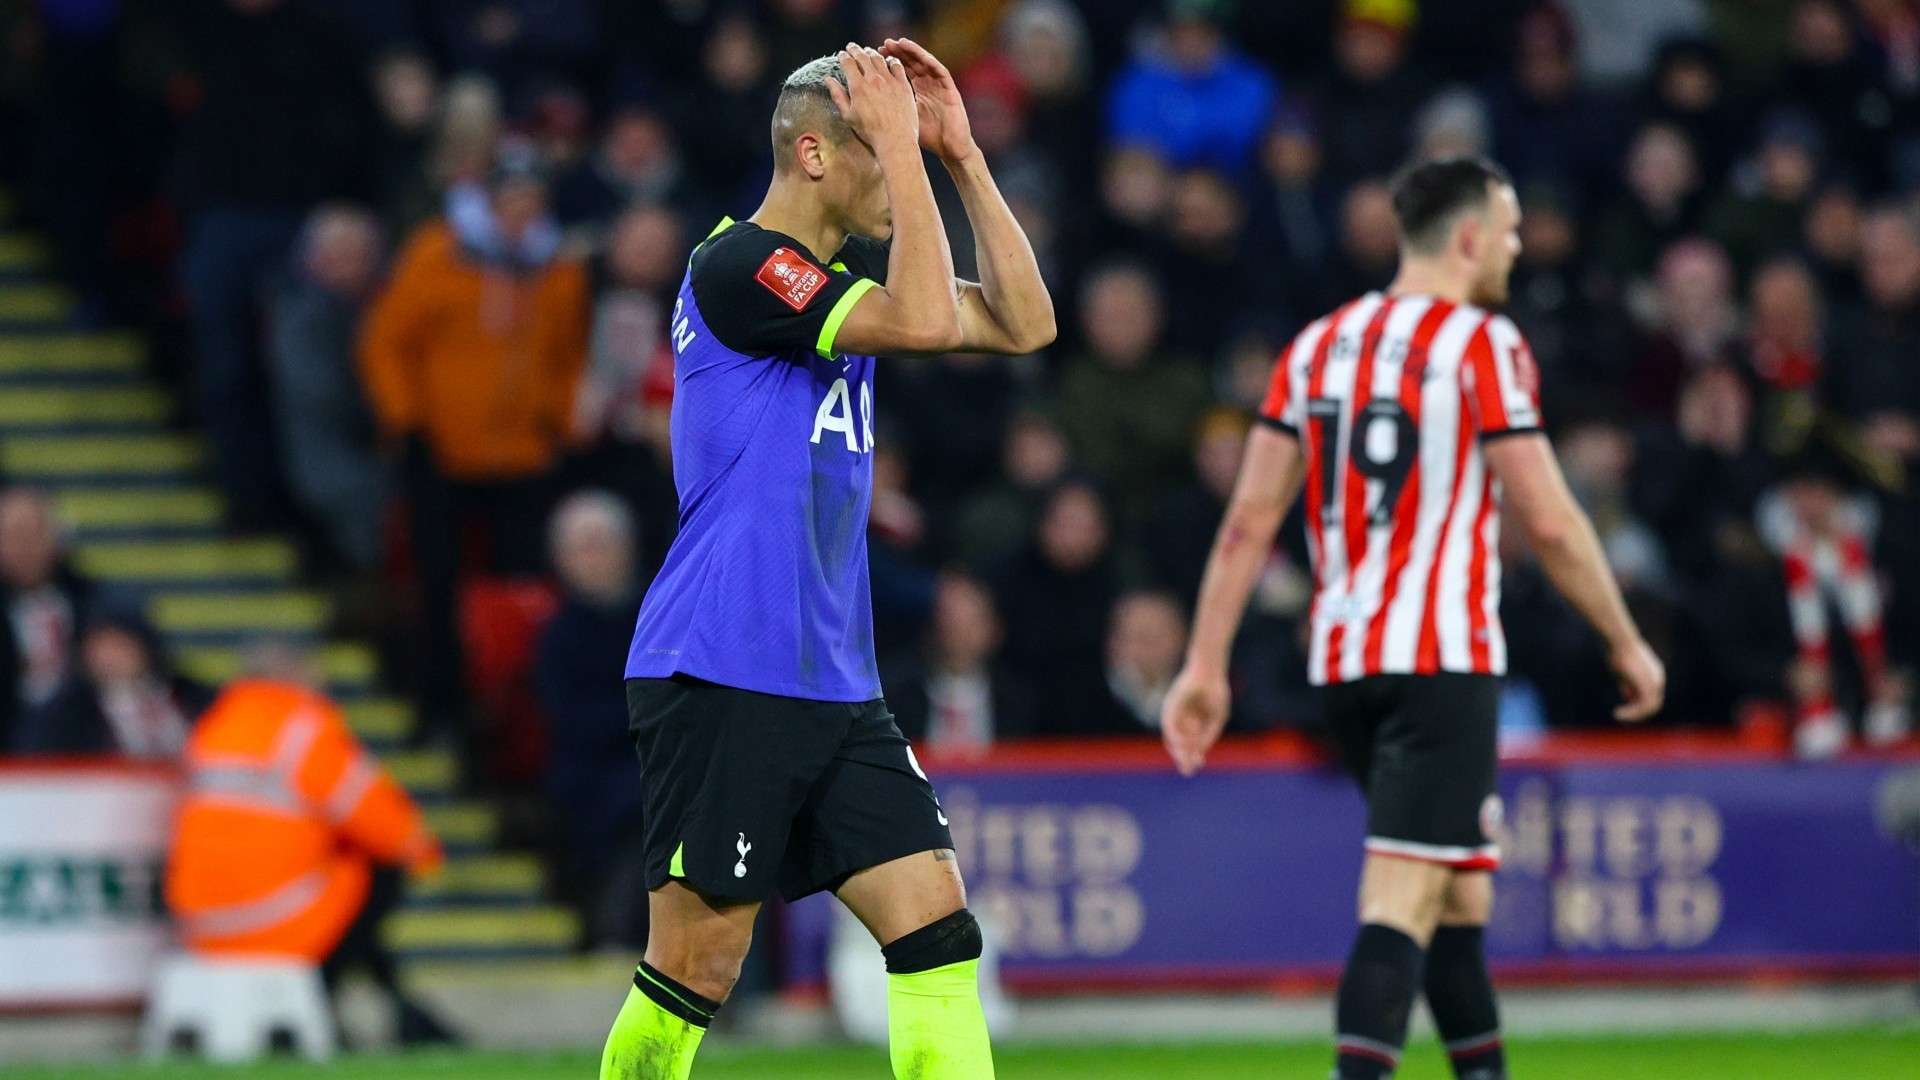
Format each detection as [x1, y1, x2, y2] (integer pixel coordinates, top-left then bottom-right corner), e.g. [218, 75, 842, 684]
[1257, 338, 1304, 436]
[690, 227, 879, 360]
[1463, 315, 1543, 438]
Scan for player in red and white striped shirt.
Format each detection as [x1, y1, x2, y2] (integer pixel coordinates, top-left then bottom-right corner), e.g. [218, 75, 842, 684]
[1162, 159, 1665, 1080]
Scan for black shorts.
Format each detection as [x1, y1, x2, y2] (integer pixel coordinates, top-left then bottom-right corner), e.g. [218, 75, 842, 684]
[627, 675, 954, 902]
[1323, 673, 1502, 870]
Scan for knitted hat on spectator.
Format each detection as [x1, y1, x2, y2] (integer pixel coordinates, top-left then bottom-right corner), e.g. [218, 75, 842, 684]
[1344, 0, 1417, 34]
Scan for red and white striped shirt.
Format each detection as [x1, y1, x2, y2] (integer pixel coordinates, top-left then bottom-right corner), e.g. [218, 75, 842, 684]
[1260, 292, 1543, 686]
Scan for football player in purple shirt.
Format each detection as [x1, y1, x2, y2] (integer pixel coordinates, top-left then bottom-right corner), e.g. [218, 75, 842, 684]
[603, 40, 1053, 1080]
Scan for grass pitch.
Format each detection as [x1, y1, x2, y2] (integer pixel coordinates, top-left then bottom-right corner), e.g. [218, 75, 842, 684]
[10, 1028, 1920, 1078]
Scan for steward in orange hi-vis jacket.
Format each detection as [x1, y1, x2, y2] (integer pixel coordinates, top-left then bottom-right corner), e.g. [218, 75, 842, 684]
[166, 680, 442, 960]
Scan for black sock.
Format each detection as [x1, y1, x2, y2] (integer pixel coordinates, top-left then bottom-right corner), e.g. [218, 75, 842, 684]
[1335, 923, 1425, 1079]
[1425, 925, 1505, 1079]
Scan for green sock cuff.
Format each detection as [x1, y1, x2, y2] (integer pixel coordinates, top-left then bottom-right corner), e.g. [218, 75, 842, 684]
[634, 962, 719, 1028]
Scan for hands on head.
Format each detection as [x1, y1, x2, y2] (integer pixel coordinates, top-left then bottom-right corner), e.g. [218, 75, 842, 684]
[828, 39, 977, 164]
[827, 43, 918, 157]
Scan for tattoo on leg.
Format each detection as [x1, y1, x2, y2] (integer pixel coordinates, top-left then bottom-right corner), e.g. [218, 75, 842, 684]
[933, 849, 956, 862]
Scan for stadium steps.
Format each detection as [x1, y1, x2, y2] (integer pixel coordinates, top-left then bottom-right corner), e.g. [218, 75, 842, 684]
[0, 197, 573, 975]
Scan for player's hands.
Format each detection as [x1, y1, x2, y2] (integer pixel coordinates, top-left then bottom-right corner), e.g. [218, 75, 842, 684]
[1609, 637, 1666, 722]
[1161, 665, 1231, 777]
[878, 37, 976, 163]
[828, 44, 919, 161]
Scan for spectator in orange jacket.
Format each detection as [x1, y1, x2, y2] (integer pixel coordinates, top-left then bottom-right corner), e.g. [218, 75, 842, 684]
[358, 145, 589, 752]
[166, 675, 455, 1043]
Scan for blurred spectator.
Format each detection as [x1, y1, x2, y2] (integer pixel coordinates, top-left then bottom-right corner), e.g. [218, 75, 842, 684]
[1744, 258, 1827, 452]
[1803, 183, 1866, 306]
[869, 444, 939, 644]
[533, 492, 646, 948]
[359, 148, 589, 745]
[1160, 170, 1256, 355]
[552, 105, 691, 233]
[1304, 178, 1401, 314]
[431, 0, 600, 103]
[1759, 451, 1913, 755]
[1594, 122, 1707, 287]
[569, 203, 685, 568]
[1827, 204, 1920, 428]
[1487, 5, 1622, 206]
[895, 354, 1022, 541]
[0, 489, 99, 753]
[1000, 0, 1098, 197]
[674, 13, 775, 208]
[1144, 408, 1249, 604]
[1251, 105, 1337, 276]
[1705, 110, 1826, 276]
[167, 674, 453, 1043]
[1411, 86, 1492, 164]
[369, 50, 444, 233]
[955, 410, 1074, 570]
[993, 481, 1124, 729]
[1311, 0, 1429, 189]
[267, 205, 390, 573]
[1092, 145, 1175, 259]
[761, 0, 858, 83]
[1506, 185, 1626, 414]
[1106, 0, 1277, 174]
[429, 75, 506, 195]
[1094, 590, 1190, 733]
[1626, 239, 1741, 415]
[171, 0, 377, 531]
[1778, 0, 1897, 190]
[15, 609, 211, 758]
[1057, 263, 1212, 520]
[1634, 364, 1776, 582]
[1564, 0, 1708, 85]
[886, 574, 1037, 753]
[1640, 37, 1742, 190]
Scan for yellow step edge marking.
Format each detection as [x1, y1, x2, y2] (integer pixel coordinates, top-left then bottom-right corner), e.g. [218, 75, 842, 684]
[0, 234, 45, 271]
[0, 387, 169, 426]
[381, 749, 457, 791]
[345, 698, 411, 740]
[422, 802, 498, 846]
[148, 591, 331, 633]
[0, 285, 74, 322]
[73, 539, 297, 581]
[0, 434, 204, 474]
[55, 488, 224, 528]
[381, 906, 579, 951]
[0, 332, 142, 371]
[176, 642, 376, 686]
[411, 854, 544, 898]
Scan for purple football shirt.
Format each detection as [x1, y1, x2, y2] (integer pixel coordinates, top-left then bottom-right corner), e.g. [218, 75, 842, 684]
[625, 219, 887, 701]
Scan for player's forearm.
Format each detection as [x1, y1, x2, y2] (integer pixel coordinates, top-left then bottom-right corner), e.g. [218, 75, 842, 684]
[1185, 502, 1286, 675]
[1528, 506, 1643, 653]
[878, 142, 959, 343]
[945, 150, 1056, 351]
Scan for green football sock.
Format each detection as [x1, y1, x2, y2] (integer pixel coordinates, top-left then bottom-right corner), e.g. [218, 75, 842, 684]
[600, 963, 718, 1080]
[887, 958, 996, 1079]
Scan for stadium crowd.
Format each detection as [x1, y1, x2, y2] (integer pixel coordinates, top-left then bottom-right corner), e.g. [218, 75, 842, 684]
[3, 0, 1918, 825]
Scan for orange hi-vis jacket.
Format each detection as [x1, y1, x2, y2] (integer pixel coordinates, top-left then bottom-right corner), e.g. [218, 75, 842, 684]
[165, 681, 442, 961]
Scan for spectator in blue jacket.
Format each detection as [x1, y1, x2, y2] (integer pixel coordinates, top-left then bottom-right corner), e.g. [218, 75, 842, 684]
[1106, 0, 1277, 174]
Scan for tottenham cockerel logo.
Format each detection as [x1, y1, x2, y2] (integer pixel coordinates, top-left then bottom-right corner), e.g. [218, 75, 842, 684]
[734, 833, 753, 878]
